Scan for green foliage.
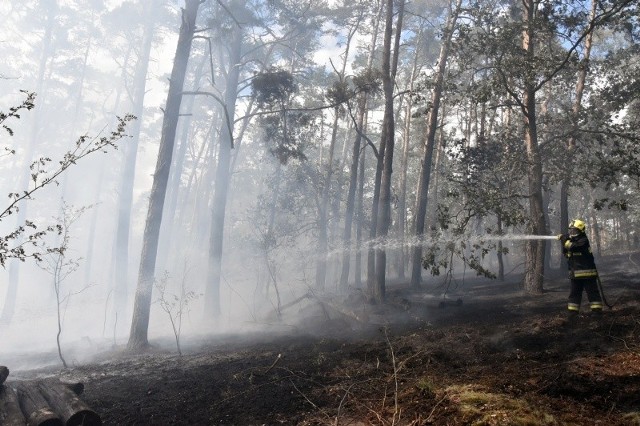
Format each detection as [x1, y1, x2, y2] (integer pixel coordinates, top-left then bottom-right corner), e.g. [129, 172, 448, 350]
[593, 198, 627, 211]
[421, 237, 500, 281]
[258, 111, 314, 164]
[252, 68, 297, 108]
[443, 137, 528, 229]
[325, 80, 353, 107]
[352, 68, 383, 95]
[252, 68, 320, 164]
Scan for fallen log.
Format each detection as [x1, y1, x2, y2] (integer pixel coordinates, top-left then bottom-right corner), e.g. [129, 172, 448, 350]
[60, 382, 84, 397]
[315, 296, 369, 324]
[0, 384, 26, 426]
[15, 382, 63, 426]
[38, 381, 101, 426]
[438, 298, 463, 308]
[0, 366, 8, 385]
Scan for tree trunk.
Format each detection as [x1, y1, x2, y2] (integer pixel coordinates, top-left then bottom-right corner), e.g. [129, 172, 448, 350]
[560, 0, 597, 232]
[37, 381, 101, 426]
[522, 0, 546, 294]
[373, 0, 404, 302]
[590, 208, 602, 257]
[205, 20, 243, 319]
[259, 162, 283, 304]
[114, 0, 156, 328]
[0, 367, 8, 386]
[16, 382, 63, 426]
[315, 110, 339, 290]
[345, 1, 382, 291]
[426, 107, 447, 232]
[2, 1, 57, 325]
[355, 121, 367, 289]
[497, 215, 505, 281]
[0, 384, 23, 426]
[410, 0, 462, 288]
[128, 0, 200, 350]
[339, 95, 366, 290]
[157, 54, 207, 271]
[396, 37, 421, 280]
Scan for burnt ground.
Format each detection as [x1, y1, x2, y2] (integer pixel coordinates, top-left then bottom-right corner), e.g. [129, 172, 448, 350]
[7, 252, 640, 425]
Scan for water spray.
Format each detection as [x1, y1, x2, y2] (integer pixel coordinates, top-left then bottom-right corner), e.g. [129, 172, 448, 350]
[475, 234, 559, 242]
[324, 234, 561, 259]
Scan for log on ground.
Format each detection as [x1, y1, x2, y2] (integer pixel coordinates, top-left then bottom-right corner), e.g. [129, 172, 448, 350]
[0, 366, 8, 385]
[38, 380, 101, 426]
[0, 384, 27, 426]
[15, 382, 63, 426]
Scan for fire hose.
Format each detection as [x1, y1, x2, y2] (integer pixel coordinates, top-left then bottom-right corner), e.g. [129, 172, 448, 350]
[596, 272, 613, 309]
[557, 234, 613, 310]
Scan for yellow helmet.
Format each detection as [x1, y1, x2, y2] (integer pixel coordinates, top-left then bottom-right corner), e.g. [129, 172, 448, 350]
[569, 219, 586, 233]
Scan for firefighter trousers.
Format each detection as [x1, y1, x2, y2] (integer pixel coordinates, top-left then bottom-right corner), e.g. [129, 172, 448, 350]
[568, 278, 603, 313]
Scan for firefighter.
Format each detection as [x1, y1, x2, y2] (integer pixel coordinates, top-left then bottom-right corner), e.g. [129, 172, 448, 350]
[557, 219, 603, 316]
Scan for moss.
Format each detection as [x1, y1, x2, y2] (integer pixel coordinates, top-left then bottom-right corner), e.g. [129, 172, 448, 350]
[444, 384, 557, 425]
[622, 412, 640, 424]
[415, 377, 436, 395]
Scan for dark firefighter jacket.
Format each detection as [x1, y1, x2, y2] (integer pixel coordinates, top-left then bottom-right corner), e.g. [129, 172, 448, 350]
[563, 233, 598, 279]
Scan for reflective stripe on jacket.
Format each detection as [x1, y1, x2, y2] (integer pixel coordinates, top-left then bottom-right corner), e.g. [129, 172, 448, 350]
[563, 233, 597, 279]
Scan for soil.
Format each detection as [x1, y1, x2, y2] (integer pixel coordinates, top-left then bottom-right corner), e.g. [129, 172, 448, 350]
[6, 252, 640, 425]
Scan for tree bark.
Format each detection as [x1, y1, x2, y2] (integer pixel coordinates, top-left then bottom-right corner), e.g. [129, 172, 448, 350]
[157, 54, 207, 271]
[114, 0, 157, 324]
[348, 0, 382, 291]
[128, 0, 200, 350]
[410, 0, 462, 288]
[2, 0, 57, 325]
[0, 384, 25, 426]
[16, 382, 63, 426]
[373, 0, 404, 302]
[0, 366, 8, 385]
[37, 381, 101, 426]
[396, 35, 421, 280]
[560, 0, 597, 232]
[522, 0, 546, 294]
[355, 117, 367, 288]
[205, 16, 243, 318]
[339, 95, 366, 290]
[315, 109, 339, 290]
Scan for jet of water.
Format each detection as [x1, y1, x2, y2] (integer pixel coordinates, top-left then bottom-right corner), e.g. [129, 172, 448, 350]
[324, 234, 559, 259]
[476, 234, 559, 241]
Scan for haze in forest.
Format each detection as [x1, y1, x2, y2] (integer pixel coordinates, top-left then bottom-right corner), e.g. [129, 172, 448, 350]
[0, 0, 638, 367]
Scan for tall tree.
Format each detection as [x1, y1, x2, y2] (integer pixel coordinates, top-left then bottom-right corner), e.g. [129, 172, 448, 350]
[410, 0, 462, 288]
[204, 3, 244, 318]
[113, 0, 158, 326]
[518, 0, 633, 293]
[559, 0, 597, 233]
[339, 0, 383, 291]
[520, 0, 546, 294]
[372, 0, 404, 302]
[316, 6, 362, 291]
[128, 0, 201, 350]
[2, 0, 58, 324]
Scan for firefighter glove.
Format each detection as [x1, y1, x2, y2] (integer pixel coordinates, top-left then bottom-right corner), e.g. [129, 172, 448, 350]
[557, 234, 568, 244]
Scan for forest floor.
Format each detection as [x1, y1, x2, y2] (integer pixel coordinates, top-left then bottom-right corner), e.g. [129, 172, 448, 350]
[6, 252, 640, 425]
